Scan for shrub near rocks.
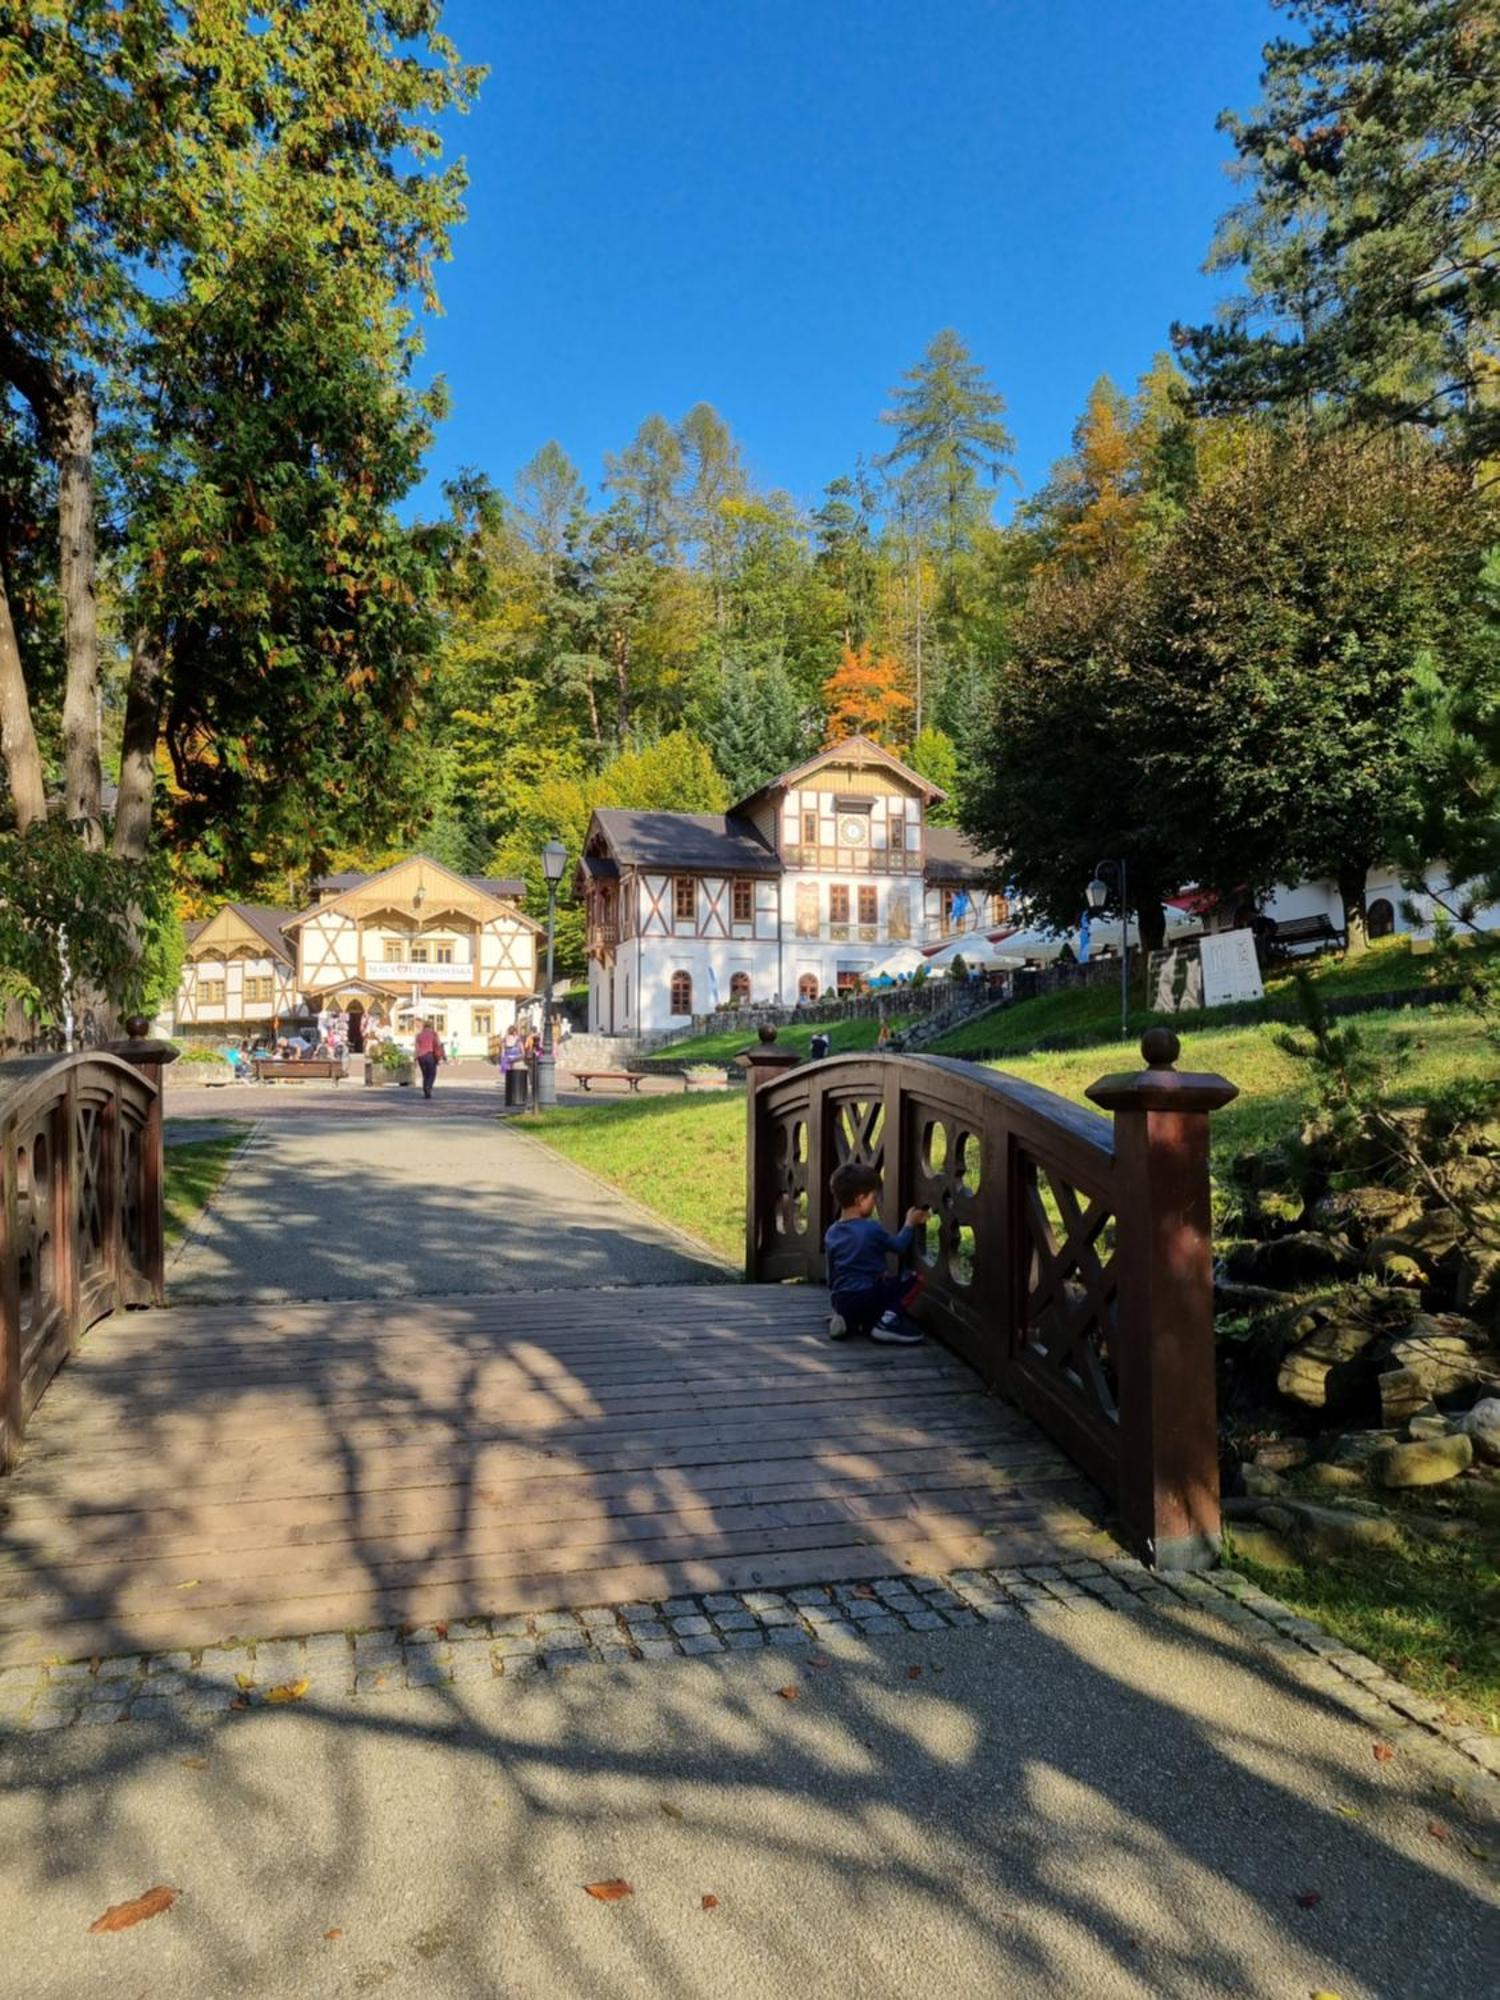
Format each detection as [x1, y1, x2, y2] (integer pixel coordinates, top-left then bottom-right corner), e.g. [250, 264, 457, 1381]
[1218, 975, 1500, 1548]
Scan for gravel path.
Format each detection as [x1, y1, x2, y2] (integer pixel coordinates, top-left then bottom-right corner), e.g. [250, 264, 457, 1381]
[168, 1100, 729, 1303]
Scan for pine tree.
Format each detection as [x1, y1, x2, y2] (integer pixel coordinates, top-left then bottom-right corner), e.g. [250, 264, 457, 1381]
[880, 330, 1015, 556]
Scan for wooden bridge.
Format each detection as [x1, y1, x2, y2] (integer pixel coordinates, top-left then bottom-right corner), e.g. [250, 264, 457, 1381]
[0, 1029, 1234, 1667]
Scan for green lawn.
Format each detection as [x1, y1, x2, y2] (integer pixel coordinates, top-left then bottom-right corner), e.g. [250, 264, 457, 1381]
[931, 933, 1461, 1059]
[164, 1131, 248, 1245]
[655, 1011, 916, 1066]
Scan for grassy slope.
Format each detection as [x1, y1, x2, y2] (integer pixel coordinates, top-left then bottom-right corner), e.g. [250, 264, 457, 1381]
[932, 934, 1448, 1058]
[652, 1012, 915, 1065]
[164, 1132, 247, 1245]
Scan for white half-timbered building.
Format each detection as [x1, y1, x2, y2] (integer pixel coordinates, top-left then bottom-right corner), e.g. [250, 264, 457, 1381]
[174, 857, 541, 1053]
[579, 737, 1001, 1035]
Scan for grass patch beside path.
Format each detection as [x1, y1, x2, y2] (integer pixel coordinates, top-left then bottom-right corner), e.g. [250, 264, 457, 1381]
[651, 1012, 915, 1066]
[164, 1131, 248, 1246]
[526, 1094, 745, 1263]
[1230, 1479, 1500, 1733]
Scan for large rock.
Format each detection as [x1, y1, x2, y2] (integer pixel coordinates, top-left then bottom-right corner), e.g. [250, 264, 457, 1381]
[1311, 1186, 1423, 1249]
[1240, 1464, 1286, 1498]
[1278, 1318, 1378, 1409]
[1304, 1461, 1366, 1492]
[1258, 1499, 1404, 1555]
[1380, 1367, 1438, 1427]
[1253, 1438, 1311, 1473]
[1226, 1232, 1360, 1290]
[1370, 1433, 1474, 1489]
[1388, 1314, 1500, 1400]
[1456, 1397, 1500, 1465]
[1330, 1429, 1400, 1465]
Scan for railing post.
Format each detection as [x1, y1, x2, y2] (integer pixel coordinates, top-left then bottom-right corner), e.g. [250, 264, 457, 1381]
[742, 1026, 801, 1279]
[1086, 1027, 1237, 1570]
[102, 1018, 179, 1305]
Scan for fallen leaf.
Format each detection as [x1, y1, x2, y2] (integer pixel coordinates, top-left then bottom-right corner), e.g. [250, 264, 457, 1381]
[433, 1622, 448, 1640]
[176, 1580, 200, 1592]
[1294, 1889, 1322, 1910]
[906, 1665, 923, 1681]
[659, 1803, 684, 1821]
[775, 1685, 800, 1702]
[584, 1880, 633, 1902]
[324, 1928, 343, 1942]
[264, 1678, 310, 1705]
[701, 1894, 719, 1911]
[234, 1672, 255, 1691]
[1333, 1805, 1360, 1821]
[1311, 1991, 1344, 1999]
[88, 1886, 178, 1934]
[1372, 1742, 1395, 1763]
[851, 1585, 877, 1600]
[179, 1757, 208, 1771]
[1463, 1841, 1492, 1862]
[807, 1653, 833, 1670]
[1426, 1821, 1449, 1842]
[228, 1696, 249, 1711]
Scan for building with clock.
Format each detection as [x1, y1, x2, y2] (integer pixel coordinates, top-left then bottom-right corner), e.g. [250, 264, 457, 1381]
[578, 736, 1002, 1036]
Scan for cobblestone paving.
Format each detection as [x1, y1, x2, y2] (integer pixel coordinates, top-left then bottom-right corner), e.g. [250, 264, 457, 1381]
[2, 1559, 1495, 1803]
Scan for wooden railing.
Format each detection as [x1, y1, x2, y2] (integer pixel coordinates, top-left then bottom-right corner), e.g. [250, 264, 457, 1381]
[0, 1032, 177, 1469]
[744, 1029, 1237, 1568]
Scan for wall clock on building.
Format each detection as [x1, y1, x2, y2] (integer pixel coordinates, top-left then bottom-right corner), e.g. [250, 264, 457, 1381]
[839, 815, 868, 846]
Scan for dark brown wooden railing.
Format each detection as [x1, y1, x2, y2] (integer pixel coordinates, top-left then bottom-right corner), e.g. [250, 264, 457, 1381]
[0, 1032, 176, 1469]
[744, 1029, 1236, 1569]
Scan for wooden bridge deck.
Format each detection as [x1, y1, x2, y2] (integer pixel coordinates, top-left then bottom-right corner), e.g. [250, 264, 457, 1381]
[0, 1285, 1107, 1667]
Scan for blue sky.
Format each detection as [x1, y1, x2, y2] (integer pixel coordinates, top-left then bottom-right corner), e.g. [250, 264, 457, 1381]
[413, 0, 1279, 521]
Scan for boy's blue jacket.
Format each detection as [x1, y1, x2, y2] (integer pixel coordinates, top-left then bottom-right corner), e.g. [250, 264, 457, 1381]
[823, 1215, 916, 1299]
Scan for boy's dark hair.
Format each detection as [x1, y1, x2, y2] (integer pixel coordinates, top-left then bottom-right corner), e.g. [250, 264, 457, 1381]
[830, 1160, 882, 1210]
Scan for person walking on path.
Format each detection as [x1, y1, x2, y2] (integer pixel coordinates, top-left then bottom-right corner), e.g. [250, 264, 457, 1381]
[414, 1017, 445, 1100]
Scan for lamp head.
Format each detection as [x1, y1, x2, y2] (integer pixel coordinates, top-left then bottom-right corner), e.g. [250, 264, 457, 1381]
[1085, 876, 1109, 912]
[541, 838, 568, 884]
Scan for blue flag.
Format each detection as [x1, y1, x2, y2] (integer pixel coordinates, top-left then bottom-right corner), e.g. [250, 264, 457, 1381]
[1077, 912, 1091, 965]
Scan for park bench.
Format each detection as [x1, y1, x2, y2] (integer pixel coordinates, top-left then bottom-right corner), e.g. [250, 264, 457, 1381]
[251, 1057, 348, 1083]
[1258, 913, 1345, 958]
[570, 1070, 648, 1093]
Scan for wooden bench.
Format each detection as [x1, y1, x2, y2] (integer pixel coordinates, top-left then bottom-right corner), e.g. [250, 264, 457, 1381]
[570, 1070, 648, 1093]
[251, 1057, 348, 1083]
[1259, 913, 1346, 957]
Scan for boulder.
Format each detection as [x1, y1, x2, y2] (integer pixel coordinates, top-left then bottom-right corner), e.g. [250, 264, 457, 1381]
[1275, 1289, 1413, 1411]
[1225, 1521, 1298, 1569]
[1330, 1429, 1400, 1465]
[1226, 1233, 1360, 1290]
[1260, 1499, 1404, 1556]
[1240, 1464, 1286, 1498]
[1406, 1411, 1452, 1442]
[1380, 1367, 1437, 1427]
[1370, 1433, 1474, 1490]
[1253, 1439, 1311, 1473]
[1456, 1397, 1500, 1465]
[1311, 1186, 1423, 1249]
[1388, 1314, 1500, 1401]
[1304, 1461, 1366, 1492]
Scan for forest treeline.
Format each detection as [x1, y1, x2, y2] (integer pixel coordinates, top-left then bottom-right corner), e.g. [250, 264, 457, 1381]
[1, 0, 1497, 1018]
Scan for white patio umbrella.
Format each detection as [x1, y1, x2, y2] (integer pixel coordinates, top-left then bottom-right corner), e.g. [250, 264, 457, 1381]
[924, 935, 1027, 971]
[870, 944, 928, 981]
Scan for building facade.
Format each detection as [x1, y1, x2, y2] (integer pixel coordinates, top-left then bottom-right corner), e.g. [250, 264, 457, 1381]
[175, 857, 541, 1053]
[579, 738, 1001, 1036]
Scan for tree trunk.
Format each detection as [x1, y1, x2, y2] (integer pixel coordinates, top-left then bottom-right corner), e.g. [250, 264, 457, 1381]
[1338, 862, 1370, 956]
[57, 377, 102, 844]
[112, 631, 165, 860]
[1133, 875, 1166, 957]
[0, 556, 46, 830]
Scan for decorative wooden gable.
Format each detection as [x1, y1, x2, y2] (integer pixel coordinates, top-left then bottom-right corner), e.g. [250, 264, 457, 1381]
[184, 905, 291, 964]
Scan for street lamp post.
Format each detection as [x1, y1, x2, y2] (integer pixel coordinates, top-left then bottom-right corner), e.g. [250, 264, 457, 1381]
[1086, 858, 1130, 1041]
[534, 838, 568, 1109]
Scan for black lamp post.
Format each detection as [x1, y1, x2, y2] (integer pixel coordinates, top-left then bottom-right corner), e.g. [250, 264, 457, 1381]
[534, 838, 567, 1108]
[1086, 858, 1130, 1041]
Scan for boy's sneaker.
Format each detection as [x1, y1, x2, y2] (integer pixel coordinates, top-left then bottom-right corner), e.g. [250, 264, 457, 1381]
[871, 1311, 923, 1345]
[827, 1310, 850, 1341]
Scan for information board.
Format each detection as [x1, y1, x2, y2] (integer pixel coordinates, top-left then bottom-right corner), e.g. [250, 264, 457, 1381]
[1199, 929, 1264, 1009]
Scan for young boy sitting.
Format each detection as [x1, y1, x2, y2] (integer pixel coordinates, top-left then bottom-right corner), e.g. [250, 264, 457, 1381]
[823, 1160, 930, 1345]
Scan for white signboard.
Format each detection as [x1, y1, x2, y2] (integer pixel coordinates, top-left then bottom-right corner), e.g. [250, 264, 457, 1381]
[1199, 929, 1264, 1010]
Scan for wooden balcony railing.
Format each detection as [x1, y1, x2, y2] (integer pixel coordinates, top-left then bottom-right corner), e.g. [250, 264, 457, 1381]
[743, 1030, 1236, 1568]
[0, 1031, 176, 1469]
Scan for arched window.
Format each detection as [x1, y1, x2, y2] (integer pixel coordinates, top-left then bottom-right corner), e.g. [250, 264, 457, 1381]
[670, 970, 693, 1017]
[798, 974, 819, 1003]
[1367, 897, 1395, 941]
[729, 971, 751, 1005]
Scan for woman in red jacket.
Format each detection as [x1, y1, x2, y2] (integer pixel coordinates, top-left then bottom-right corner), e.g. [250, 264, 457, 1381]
[413, 1018, 445, 1100]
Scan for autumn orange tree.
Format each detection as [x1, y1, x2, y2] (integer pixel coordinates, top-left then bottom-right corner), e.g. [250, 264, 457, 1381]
[821, 643, 914, 749]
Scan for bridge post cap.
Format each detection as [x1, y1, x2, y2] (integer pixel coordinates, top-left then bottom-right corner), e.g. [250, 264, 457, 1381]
[757, 1023, 778, 1043]
[1084, 1024, 1237, 1116]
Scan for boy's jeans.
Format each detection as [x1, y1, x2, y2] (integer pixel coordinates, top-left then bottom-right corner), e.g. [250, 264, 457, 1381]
[831, 1269, 925, 1335]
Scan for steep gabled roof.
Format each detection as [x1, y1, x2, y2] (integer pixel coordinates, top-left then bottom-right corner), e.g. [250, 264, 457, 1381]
[283, 856, 531, 931]
[183, 903, 296, 963]
[922, 826, 994, 882]
[731, 735, 946, 815]
[589, 810, 781, 874]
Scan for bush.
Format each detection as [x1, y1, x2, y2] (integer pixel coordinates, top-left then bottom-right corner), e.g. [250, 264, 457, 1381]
[177, 1043, 232, 1064]
[374, 1040, 410, 1072]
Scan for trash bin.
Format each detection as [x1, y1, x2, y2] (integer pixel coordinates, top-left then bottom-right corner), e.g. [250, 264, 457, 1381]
[504, 1064, 529, 1109]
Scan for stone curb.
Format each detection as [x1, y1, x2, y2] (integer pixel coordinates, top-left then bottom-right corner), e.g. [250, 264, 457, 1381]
[164, 1118, 263, 1271]
[2, 1562, 1495, 1807]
